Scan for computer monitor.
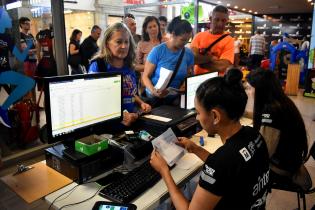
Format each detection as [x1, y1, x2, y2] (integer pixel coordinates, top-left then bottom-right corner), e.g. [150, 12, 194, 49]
[44, 72, 123, 144]
[185, 72, 218, 110]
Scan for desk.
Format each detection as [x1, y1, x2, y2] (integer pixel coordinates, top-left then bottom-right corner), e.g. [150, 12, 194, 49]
[45, 118, 252, 210]
[44, 135, 222, 210]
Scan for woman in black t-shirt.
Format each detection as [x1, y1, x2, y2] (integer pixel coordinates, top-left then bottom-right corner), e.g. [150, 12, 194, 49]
[68, 29, 83, 75]
[246, 68, 308, 185]
[150, 69, 270, 210]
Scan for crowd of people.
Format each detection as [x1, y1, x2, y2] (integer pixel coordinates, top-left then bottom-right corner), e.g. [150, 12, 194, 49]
[0, 4, 311, 209]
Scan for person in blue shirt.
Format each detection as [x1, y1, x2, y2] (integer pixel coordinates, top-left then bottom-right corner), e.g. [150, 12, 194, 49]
[89, 22, 151, 126]
[142, 16, 194, 106]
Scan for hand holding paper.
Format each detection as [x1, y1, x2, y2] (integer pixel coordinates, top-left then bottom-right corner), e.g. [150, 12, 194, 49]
[154, 67, 173, 90]
[151, 128, 185, 167]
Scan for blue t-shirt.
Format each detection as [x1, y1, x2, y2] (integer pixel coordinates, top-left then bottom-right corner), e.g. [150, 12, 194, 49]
[146, 43, 194, 96]
[89, 60, 137, 113]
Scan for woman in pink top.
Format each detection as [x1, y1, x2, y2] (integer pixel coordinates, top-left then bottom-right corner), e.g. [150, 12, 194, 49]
[135, 16, 163, 73]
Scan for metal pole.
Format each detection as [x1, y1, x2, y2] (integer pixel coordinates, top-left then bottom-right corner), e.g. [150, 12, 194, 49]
[51, 0, 68, 75]
[194, 0, 199, 35]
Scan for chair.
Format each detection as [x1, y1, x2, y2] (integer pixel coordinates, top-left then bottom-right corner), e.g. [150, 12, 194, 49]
[271, 141, 315, 210]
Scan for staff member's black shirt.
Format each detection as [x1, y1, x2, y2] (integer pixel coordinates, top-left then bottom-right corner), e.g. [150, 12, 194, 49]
[261, 107, 304, 173]
[199, 126, 270, 210]
[0, 33, 14, 72]
[80, 35, 98, 69]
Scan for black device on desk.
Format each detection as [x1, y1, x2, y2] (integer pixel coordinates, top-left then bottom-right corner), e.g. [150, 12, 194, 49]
[137, 105, 198, 137]
[43, 73, 124, 183]
[92, 201, 137, 210]
[99, 160, 161, 203]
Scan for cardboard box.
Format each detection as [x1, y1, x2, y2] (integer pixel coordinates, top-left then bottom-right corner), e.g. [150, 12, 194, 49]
[75, 135, 108, 156]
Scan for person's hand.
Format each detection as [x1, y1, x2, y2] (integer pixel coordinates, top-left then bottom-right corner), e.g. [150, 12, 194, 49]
[152, 88, 168, 98]
[150, 149, 169, 176]
[176, 137, 198, 153]
[140, 102, 151, 113]
[122, 112, 138, 126]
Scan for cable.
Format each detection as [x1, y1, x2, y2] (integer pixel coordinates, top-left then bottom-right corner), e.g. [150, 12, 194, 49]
[58, 184, 103, 210]
[48, 181, 96, 210]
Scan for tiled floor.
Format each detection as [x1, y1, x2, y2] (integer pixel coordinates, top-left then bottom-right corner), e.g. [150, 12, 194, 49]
[266, 91, 315, 210]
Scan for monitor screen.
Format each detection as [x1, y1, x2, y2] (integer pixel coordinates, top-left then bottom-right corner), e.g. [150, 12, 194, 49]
[185, 72, 218, 110]
[44, 73, 122, 144]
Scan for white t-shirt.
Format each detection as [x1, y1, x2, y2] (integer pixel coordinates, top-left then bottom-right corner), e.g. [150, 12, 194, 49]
[234, 39, 241, 54]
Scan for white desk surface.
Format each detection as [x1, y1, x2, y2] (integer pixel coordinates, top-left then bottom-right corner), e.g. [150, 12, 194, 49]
[45, 118, 253, 210]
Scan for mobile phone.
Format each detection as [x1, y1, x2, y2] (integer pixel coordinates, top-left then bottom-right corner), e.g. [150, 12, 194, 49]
[92, 201, 137, 210]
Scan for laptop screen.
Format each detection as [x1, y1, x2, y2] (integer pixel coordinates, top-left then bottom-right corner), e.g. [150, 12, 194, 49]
[185, 72, 218, 109]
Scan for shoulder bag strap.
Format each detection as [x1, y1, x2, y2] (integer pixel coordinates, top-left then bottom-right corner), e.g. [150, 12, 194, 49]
[166, 48, 185, 88]
[95, 58, 107, 72]
[204, 33, 229, 53]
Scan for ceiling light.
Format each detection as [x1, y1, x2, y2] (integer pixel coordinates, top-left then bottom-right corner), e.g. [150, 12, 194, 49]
[311, 2, 314, 5]
[248, 10, 252, 13]
[234, 5, 238, 9]
[217, 1, 222, 4]
[307, 0, 312, 2]
[227, 3, 231, 6]
[254, 12, 258, 14]
[242, 8, 246, 11]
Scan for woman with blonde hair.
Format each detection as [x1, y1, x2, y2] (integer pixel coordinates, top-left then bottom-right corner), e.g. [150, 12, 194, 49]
[89, 22, 151, 126]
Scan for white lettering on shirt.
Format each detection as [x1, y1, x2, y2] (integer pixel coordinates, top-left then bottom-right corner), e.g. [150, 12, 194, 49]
[252, 170, 269, 196]
[239, 147, 251, 161]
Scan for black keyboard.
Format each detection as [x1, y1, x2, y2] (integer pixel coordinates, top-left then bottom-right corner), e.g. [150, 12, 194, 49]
[99, 161, 161, 203]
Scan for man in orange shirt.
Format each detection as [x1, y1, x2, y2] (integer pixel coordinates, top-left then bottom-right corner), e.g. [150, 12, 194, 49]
[190, 5, 234, 76]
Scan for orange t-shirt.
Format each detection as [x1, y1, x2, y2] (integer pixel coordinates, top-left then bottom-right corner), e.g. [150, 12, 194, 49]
[190, 31, 234, 75]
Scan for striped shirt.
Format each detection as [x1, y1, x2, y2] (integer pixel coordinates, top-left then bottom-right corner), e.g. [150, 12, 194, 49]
[250, 34, 265, 55]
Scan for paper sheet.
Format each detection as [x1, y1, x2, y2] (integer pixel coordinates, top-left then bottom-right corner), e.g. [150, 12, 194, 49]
[154, 67, 173, 90]
[142, 114, 172, 122]
[152, 128, 185, 167]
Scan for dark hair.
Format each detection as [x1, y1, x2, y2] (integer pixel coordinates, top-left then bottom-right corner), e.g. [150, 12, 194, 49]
[158, 16, 167, 23]
[91, 25, 101, 33]
[167, 16, 192, 36]
[246, 68, 308, 160]
[124, 13, 135, 20]
[19, 17, 30, 27]
[142, 16, 162, 42]
[196, 68, 247, 121]
[70, 29, 82, 42]
[213, 5, 229, 14]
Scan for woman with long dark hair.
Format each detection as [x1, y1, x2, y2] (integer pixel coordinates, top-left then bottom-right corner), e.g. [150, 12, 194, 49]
[68, 29, 83, 75]
[246, 68, 308, 184]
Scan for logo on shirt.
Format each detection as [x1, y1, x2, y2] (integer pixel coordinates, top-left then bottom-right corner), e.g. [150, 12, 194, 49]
[204, 165, 215, 176]
[239, 147, 251, 161]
